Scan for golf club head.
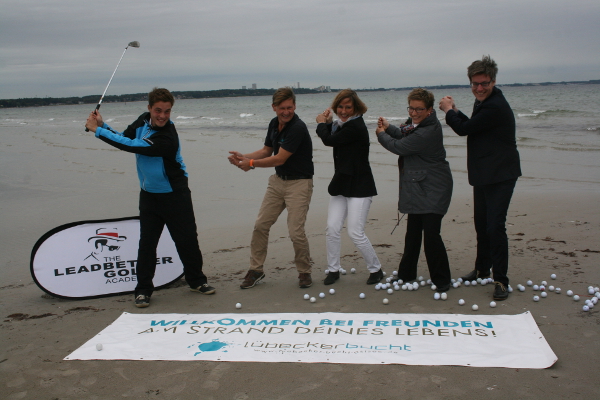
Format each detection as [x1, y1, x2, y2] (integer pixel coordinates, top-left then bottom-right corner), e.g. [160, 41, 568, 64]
[128, 41, 140, 48]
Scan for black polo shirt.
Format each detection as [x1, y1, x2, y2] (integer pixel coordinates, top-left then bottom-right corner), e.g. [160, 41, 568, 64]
[264, 113, 314, 177]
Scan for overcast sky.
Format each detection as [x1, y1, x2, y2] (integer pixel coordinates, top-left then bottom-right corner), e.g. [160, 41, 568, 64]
[1, 0, 598, 99]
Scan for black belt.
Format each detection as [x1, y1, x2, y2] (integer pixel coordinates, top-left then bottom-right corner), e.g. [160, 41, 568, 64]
[276, 174, 312, 181]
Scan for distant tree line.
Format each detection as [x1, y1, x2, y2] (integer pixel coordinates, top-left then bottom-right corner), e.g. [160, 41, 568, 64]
[1, 80, 598, 108]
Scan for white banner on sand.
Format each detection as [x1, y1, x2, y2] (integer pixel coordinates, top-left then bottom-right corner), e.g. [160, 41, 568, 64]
[66, 311, 557, 369]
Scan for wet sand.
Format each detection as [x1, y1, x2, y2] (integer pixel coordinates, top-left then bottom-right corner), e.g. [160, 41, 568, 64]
[1, 122, 600, 399]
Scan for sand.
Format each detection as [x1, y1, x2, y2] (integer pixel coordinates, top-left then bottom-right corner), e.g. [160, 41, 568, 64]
[1, 123, 600, 399]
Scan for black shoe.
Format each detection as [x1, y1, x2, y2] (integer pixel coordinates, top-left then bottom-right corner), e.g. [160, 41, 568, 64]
[240, 270, 265, 289]
[493, 282, 509, 300]
[436, 283, 451, 293]
[366, 269, 384, 285]
[324, 271, 340, 285]
[190, 283, 216, 295]
[461, 269, 490, 281]
[134, 294, 150, 308]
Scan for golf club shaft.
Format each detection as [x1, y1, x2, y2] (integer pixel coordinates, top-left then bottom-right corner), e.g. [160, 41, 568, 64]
[85, 45, 130, 132]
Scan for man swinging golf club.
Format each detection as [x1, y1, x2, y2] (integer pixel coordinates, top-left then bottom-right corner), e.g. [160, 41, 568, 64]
[85, 87, 216, 308]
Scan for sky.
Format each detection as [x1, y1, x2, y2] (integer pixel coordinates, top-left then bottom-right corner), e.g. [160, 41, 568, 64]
[1, 0, 599, 99]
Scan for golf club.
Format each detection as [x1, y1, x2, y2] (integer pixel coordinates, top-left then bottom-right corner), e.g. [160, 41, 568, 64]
[85, 41, 140, 131]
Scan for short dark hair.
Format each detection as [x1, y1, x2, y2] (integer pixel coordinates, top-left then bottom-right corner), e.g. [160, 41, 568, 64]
[148, 87, 175, 107]
[407, 88, 434, 109]
[331, 89, 368, 115]
[272, 87, 296, 107]
[467, 55, 498, 82]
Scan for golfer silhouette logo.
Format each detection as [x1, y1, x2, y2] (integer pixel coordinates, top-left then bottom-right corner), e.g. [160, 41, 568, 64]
[84, 228, 127, 261]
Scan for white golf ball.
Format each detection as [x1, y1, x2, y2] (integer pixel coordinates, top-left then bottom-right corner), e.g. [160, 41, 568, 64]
[402, 284, 408, 290]
[464, 281, 470, 286]
[453, 282, 459, 288]
[541, 281, 548, 286]
[471, 280, 477, 286]
[527, 280, 533, 286]
[236, 303, 242, 309]
[457, 278, 463, 283]
[592, 297, 598, 305]
[481, 279, 487, 286]
[477, 278, 482, 283]
[490, 301, 497, 308]
[325, 269, 329, 274]
[472, 304, 479, 311]
[555, 288, 561, 294]
[383, 298, 389, 305]
[310, 297, 316, 303]
[351, 268, 356, 274]
[394, 285, 400, 291]
[418, 276, 424, 281]
[550, 274, 557, 279]
[427, 279, 432, 285]
[387, 288, 393, 295]
[540, 292, 547, 298]
[319, 292, 325, 298]
[596, 292, 600, 299]
[431, 284, 437, 291]
[458, 299, 465, 305]
[375, 284, 381, 290]
[434, 292, 441, 300]
[340, 269, 347, 275]
[588, 288, 595, 295]
[397, 279, 404, 284]
[548, 285, 555, 292]
[573, 295, 580, 301]
[412, 282, 419, 289]
[303, 294, 310, 300]
[382, 271, 387, 277]
[533, 295, 540, 302]
[359, 293, 365, 299]
[567, 290, 574, 296]
[595, 287, 599, 293]
[329, 289, 335, 295]
[392, 270, 398, 276]
[386, 282, 392, 288]
[508, 285, 513, 293]
[533, 285, 539, 291]
[420, 281, 426, 286]
[386, 277, 391, 283]
[519, 286, 525, 292]
[441, 292, 447, 301]
[583, 305, 590, 312]
[407, 284, 413, 291]
[96, 343, 103, 351]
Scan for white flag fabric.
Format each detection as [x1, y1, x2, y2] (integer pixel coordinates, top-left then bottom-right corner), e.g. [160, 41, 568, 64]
[66, 311, 557, 369]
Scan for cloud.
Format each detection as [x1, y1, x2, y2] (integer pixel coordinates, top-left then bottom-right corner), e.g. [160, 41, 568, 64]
[1, 0, 599, 99]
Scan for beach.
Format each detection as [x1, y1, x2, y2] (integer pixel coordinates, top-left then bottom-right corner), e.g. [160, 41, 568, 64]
[1, 88, 600, 399]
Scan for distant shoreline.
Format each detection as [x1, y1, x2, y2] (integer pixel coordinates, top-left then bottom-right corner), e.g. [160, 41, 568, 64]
[1, 79, 598, 109]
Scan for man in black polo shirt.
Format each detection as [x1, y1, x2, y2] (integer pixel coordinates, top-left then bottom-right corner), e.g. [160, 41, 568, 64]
[228, 87, 314, 289]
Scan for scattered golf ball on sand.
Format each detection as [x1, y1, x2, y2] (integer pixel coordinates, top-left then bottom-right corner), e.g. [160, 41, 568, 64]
[433, 292, 441, 300]
[458, 299, 465, 306]
[303, 294, 310, 300]
[573, 295, 580, 301]
[351, 268, 356, 274]
[383, 298, 389, 305]
[551, 274, 557, 279]
[359, 293, 366, 299]
[310, 297, 316, 303]
[236, 303, 242, 309]
[387, 288, 393, 294]
[490, 301, 496, 308]
[329, 289, 335, 295]
[319, 293, 325, 298]
[583, 305, 589, 312]
[567, 290, 574, 296]
[472, 304, 479, 311]
[533, 295, 540, 302]
[541, 292, 548, 298]
[441, 292, 447, 300]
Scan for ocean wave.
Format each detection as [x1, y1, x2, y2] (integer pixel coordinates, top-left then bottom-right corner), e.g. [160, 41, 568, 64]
[106, 118, 115, 122]
[49, 118, 54, 121]
[240, 113, 254, 118]
[176, 116, 196, 119]
[533, 110, 546, 114]
[586, 127, 598, 131]
[200, 117, 222, 120]
[517, 113, 539, 117]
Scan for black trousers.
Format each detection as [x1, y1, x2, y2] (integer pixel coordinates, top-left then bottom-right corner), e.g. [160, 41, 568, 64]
[397, 213, 451, 287]
[473, 178, 517, 286]
[135, 188, 207, 297]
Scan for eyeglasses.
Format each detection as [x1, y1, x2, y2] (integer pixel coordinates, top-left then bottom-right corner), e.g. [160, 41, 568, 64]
[407, 107, 426, 113]
[470, 80, 492, 88]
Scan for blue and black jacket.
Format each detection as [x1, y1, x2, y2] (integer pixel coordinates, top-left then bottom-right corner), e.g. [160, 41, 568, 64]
[95, 112, 188, 193]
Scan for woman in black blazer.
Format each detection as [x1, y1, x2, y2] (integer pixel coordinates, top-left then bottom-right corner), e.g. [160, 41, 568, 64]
[316, 89, 383, 286]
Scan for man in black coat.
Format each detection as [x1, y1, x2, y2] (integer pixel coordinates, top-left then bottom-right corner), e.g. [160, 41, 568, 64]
[439, 55, 521, 301]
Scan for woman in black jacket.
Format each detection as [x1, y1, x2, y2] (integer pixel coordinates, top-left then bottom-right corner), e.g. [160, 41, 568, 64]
[316, 89, 383, 286]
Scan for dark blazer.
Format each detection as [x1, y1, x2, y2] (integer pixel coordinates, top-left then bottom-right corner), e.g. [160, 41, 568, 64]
[316, 116, 377, 198]
[445, 87, 521, 186]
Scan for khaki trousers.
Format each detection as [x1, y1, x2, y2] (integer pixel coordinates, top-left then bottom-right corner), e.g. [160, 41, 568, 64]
[250, 174, 313, 273]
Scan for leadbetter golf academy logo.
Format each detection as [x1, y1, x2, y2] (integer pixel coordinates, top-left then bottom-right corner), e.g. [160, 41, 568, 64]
[31, 217, 184, 299]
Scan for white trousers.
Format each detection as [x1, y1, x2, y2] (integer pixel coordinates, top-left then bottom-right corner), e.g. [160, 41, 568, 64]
[326, 195, 381, 273]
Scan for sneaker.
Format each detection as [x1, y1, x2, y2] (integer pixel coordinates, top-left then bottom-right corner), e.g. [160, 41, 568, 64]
[460, 268, 490, 282]
[299, 273, 312, 288]
[493, 282, 509, 300]
[134, 294, 150, 308]
[366, 269, 384, 285]
[190, 283, 216, 295]
[324, 271, 340, 285]
[240, 270, 265, 289]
